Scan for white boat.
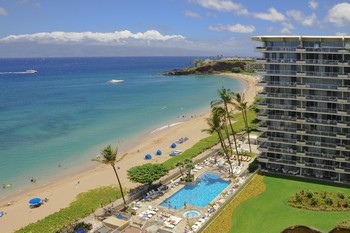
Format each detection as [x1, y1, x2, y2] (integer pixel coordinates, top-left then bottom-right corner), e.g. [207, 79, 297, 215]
[25, 70, 38, 74]
[108, 79, 124, 83]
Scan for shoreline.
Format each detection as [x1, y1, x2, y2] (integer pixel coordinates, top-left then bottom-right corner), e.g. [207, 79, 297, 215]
[0, 73, 261, 233]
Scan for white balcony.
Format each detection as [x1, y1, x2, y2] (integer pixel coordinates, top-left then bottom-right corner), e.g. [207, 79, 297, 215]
[296, 72, 306, 76]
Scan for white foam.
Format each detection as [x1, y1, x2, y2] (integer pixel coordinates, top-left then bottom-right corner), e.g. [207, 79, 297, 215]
[150, 122, 183, 133]
[107, 79, 124, 84]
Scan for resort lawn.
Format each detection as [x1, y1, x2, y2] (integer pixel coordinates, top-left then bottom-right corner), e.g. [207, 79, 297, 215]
[230, 175, 350, 233]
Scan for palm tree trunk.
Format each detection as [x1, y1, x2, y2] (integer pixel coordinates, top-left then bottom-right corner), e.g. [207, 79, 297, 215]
[225, 103, 240, 166]
[218, 131, 234, 177]
[223, 118, 234, 155]
[243, 109, 252, 153]
[112, 165, 126, 206]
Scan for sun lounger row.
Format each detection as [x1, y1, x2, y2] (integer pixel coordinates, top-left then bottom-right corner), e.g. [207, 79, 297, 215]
[143, 185, 168, 201]
[163, 215, 182, 229]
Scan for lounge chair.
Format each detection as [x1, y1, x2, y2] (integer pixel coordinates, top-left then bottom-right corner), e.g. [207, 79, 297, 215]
[148, 206, 159, 212]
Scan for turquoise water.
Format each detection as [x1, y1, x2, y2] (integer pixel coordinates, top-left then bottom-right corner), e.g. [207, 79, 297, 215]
[159, 172, 231, 209]
[0, 57, 243, 200]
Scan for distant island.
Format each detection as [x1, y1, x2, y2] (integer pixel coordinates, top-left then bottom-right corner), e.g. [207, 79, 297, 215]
[163, 58, 263, 75]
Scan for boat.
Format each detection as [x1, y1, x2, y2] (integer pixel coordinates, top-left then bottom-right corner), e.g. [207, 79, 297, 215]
[2, 184, 12, 188]
[25, 70, 38, 74]
[108, 79, 124, 84]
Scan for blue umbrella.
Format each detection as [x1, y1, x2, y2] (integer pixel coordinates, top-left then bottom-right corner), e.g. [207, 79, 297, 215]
[145, 154, 152, 160]
[0, 211, 3, 217]
[29, 198, 41, 205]
[117, 213, 123, 219]
[76, 228, 85, 233]
[156, 149, 162, 155]
[170, 143, 177, 148]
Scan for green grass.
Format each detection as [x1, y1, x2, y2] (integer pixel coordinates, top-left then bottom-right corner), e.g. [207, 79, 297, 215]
[230, 176, 350, 233]
[162, 110, 258, 170]
[16, 186, 123, 233]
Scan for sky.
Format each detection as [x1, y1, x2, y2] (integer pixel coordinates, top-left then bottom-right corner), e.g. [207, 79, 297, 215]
[0, 0, 350, 57]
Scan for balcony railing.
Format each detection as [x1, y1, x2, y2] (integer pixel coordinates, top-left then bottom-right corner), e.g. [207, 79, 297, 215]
[305, 47, 340, 52]
[266, 47, 297, 52]
[305, 71, 339, 77]
[268, 147, 296, 154]
[265, 70, 297, 75]
[268, 136, 297, 144]
[269, 104, 297, 110]
[267, 93, 296, 99]
[265, 81, 298, 87]
[304, 59, 340, 65]
[304, 162, 335, 171]
[305, 129, 337, 137]
[304, 83, 338, 90]
[266, 58, 296, 63]
[267, 115, 297, 121]
[305, 140, 337, 148]
[305, 95, 338, 102]
[267, 125, 297, 133]
[305, 106, 337, 114]
[305, 152, 335, 160]
[305, 118, 337, 125]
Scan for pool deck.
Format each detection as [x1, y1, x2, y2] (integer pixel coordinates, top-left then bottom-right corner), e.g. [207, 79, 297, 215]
[88, 141, 258, 233]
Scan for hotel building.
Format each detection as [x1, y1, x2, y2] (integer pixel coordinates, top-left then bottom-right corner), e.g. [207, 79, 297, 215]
[251, 36, 350, 183]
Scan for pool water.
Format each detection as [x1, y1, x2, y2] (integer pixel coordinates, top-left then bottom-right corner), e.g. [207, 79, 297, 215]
[160, 172, 230, 209]
[183, 210, 201, 218]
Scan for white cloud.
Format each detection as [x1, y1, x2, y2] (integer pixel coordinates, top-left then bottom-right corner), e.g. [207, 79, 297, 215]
[253, 8, 285, 22]
[0, 30, 185, 44]
[189, 0, 248, 15]
[0, 7, 8, 16]
[208, 24, 255, 33]
[184, 10, 201, 18]
[336, 32, 347, 36]
[286, 10, 317, 27]
[326, 3, 350, 27]
[280, 22, 294, 34]
[308, 0, 318, 10]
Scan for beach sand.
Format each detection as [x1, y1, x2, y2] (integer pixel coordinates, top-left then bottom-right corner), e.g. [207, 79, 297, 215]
[0, 73, 261, 233]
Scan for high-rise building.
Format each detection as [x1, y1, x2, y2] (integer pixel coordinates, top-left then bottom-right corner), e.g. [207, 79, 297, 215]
[251, 36, 350, 183]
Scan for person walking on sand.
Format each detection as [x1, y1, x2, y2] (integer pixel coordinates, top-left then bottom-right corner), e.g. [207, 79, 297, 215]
[184, 201, 187, 209]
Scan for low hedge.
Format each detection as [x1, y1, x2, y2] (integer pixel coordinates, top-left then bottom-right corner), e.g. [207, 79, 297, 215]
[16, 186, 123, 233]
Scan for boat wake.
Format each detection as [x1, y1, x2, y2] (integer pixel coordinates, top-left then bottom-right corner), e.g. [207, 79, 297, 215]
[107, 79, 124, 84]
[0, 70, 37, 75]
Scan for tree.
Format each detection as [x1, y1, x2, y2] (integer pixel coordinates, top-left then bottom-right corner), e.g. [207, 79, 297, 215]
[233, 93, 252, 153]
[93, 145, 126, 206]
[175, 161, 184, 177]
[211, 87, 241, 165]
[232, 67, 242, 73]
[202, 111, 234, 177]
[127, 163, 168, 185]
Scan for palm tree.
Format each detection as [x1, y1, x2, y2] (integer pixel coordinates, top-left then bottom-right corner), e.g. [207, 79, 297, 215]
[211, 87, 241, 165]
[211, 106, 234, 154]
[233, 93, 252, 153]
[175, 161, 184, 177]
[94, 145, 126, 206]
[202, 112, 234, 177]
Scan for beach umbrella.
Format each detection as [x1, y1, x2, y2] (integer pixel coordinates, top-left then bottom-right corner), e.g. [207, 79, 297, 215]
[169, 152, 176, 156]
[29, 198, 41, 205]
[170, 143, 177, 148]
[0, 211, 3, 217]
[76, 228, 85, 233]
[156, 149, 162, 155]
[145, 154, 152, 160]
[117, 213, 123, 219]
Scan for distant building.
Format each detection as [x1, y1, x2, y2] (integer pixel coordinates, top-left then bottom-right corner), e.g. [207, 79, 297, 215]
[251, 36, 350, 183]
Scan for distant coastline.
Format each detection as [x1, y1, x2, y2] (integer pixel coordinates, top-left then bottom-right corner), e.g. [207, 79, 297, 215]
[162, 58, 262, 76]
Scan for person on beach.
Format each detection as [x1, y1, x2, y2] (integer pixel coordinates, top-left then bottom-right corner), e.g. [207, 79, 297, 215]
[184, 201, 187, 209]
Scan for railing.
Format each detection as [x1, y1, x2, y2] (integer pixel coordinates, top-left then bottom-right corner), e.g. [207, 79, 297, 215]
[305, 106, 337, 113]
[266, 58, 296, 63]
[304, 162, 335, 170]
[268, 136, 297, 143]
[266, 81, 298, 87]
[267, 126, 297, 132]
[305, 118, 337, 125]
[304, 59, 340, 65]
[305, 152, 335, 160]
[268, 115, 297, 121]
[267, 93, 296, 98]
[305, 71, 339, 77]
[266, 47, 297, 51]
[268, 157, 297, 165]
[305, 141, 337, 148]
[305, 47, 340, 52]
[305, 129, 337, 137]
[304, 83, 338, 90]
[305, 95, 338, 102]
[265, 70, 297, 75]
[268, 147, 296, 154]
[269, 104, 296, 110]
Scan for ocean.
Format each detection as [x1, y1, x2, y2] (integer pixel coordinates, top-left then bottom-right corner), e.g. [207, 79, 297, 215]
[0, 57, 245, 200]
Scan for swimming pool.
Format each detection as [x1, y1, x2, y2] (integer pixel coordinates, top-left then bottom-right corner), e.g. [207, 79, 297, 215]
[160, 172, 230, 209]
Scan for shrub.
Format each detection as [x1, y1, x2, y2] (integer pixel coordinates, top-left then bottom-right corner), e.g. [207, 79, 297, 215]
[325, 197, 333, 206]
[295, 193, 303, 204]
[306, 190, 314, 198]
[311, 197, 319, 206]
[232, 67, 242, 73]
[338, 192, 345, 199]
[248, 158, 259, 173]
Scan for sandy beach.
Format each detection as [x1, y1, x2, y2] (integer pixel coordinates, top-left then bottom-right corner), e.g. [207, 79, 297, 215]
[0, 73, 261, 233]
